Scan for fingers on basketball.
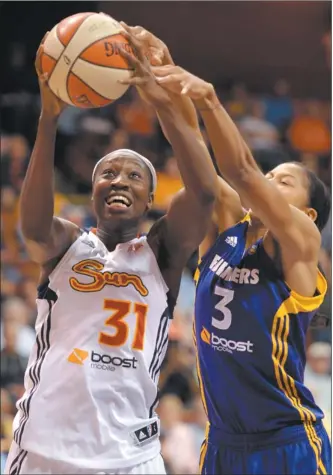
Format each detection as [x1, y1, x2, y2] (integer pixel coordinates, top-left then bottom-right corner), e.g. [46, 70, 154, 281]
[118, 46, 140, 71]
[122, 30, 147, 64]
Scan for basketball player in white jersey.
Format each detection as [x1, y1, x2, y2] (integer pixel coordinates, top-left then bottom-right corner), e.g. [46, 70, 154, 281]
[5, 32, 218, 475]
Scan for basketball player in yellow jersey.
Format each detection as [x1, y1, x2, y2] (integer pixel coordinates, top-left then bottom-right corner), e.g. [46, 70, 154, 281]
[124, 25, 331, 475]
[5, 33, 218, 474]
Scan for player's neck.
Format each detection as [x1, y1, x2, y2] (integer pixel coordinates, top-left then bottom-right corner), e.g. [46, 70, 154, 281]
[247, 222, 267, 247]
[96, 225, 138, 251]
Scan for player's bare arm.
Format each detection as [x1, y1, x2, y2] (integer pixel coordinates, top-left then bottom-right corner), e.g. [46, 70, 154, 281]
[119, 32, 217, 295]
[20, 36, 80, 268]
[154, 66, 322, 294]
[150, 64, 245, 254]
[120, 26, 244, 254]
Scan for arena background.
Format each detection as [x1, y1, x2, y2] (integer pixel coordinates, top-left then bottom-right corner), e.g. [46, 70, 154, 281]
[0, 2, 331, 473]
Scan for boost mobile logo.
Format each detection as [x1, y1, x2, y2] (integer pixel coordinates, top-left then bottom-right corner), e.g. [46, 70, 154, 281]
[200, 327, 254, 354]
[68, 349, 138, 371]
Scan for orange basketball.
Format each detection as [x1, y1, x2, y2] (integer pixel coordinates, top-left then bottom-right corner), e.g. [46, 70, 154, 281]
[40, 12, 135, 108]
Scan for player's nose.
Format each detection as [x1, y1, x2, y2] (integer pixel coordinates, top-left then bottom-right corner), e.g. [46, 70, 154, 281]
[110, 174, 129, 189]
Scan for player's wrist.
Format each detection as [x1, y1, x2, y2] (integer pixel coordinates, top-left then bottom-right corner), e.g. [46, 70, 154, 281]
[195, 85, 220, 111]
[39, 111, 60, 125]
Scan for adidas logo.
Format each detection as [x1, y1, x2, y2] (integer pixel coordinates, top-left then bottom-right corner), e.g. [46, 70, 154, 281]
[225, 236, 238, 247]
[138, 431, 146, 440]
[68, 348, 89, 365]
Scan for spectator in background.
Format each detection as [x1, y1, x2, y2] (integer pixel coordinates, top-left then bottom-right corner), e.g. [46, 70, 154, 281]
[187, 395, 207, 457]
[160, 340, 197, 406]
[226, 82, 249, 120]
[288, 101, 331, 155]
[304, 342, 331, 416]
[0, 271, 19, 304]
[0, 134, 29, 193]
[238, 100, 289, 173]
[239, 100, 280, 152]
[1, 388, 15, 473]
[1, 297, 35, 358]
[263, 79, 293, 131]
[107, 128, 130, 152]
[158, 395, 199, 474]
[17, 277, 38, 324]
[154, 154, 183, 210]
[62, 116, 113, 194]
[0, 317, 28, 390]
[116, 87, 157, 151]
[300, 152, 321, 175]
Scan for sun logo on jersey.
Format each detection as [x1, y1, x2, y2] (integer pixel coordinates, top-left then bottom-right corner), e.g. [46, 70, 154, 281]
[69, 259, 148, 296]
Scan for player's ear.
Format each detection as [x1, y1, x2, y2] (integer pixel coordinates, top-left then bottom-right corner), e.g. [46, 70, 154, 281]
[305, 207, 317, 223]
[146, 193, 154, 212]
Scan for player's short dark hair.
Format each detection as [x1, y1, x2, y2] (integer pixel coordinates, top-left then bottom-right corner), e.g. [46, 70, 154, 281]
[292, 162, 331, 232]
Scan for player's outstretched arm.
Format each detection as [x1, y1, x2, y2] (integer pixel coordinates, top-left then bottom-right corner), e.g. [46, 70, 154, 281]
[120, 26, 244, 254]
[20, 36, 80, 264]
[119, 33, 217, 266]
[154, 67, 320, 259]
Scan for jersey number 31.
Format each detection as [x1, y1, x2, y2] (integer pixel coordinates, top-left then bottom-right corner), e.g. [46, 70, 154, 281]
[99, 298, 148, 350]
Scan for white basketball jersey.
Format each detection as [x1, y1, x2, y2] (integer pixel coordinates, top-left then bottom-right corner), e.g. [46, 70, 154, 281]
[13, 231, 171, 469]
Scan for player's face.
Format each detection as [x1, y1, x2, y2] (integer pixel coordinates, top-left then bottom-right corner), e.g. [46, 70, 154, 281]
[265, 163, 309, 209]
[92, 156, 153, 225]
[250, 163, 313, 222]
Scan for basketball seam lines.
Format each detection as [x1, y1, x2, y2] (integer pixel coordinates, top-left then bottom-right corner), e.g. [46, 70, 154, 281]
[49, 13, 102, 104]
[56, 12, 94, 47]
[42, 51, 57, 62]
[48, 16, 129, 105]
[63, 33, 129, 105]
[66, 70, 112, 105]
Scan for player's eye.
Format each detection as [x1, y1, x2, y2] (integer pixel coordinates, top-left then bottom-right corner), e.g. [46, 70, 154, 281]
[103, 170, 116, 177]
[130, 171, 142, 179]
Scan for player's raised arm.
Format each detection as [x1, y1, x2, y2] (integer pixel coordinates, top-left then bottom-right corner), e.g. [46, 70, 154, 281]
[20, 37, 80, 264]
[119, 33, 217, 264]
[120, 25, 244, 254]
[154, 67, 322, 259]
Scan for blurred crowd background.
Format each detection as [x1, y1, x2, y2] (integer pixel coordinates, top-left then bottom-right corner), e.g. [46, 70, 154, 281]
[1, 2, 332, 474]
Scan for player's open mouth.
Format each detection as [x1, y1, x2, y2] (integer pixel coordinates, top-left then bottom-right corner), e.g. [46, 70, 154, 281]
[105, 194, 132, 209]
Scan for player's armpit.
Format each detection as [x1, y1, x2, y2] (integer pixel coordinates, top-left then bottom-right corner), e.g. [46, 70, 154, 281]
[233, 169, 321, 259]
[158, 187, 215, 265]
[214, 176, 245, 233]
[24, 217, 81, 265]
[199, 177, 245, 259]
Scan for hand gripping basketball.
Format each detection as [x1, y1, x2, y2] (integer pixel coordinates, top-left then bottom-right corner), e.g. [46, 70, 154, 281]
[120, 22, 171, 67]
[35, 34, 68, 119]
[117, 30, 171, 107]
[154, 65, 215, 101]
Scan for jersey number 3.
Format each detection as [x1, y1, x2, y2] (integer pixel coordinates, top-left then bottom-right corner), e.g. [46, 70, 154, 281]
[212, 286, 234, 330]
[99, 299, 148, 350]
